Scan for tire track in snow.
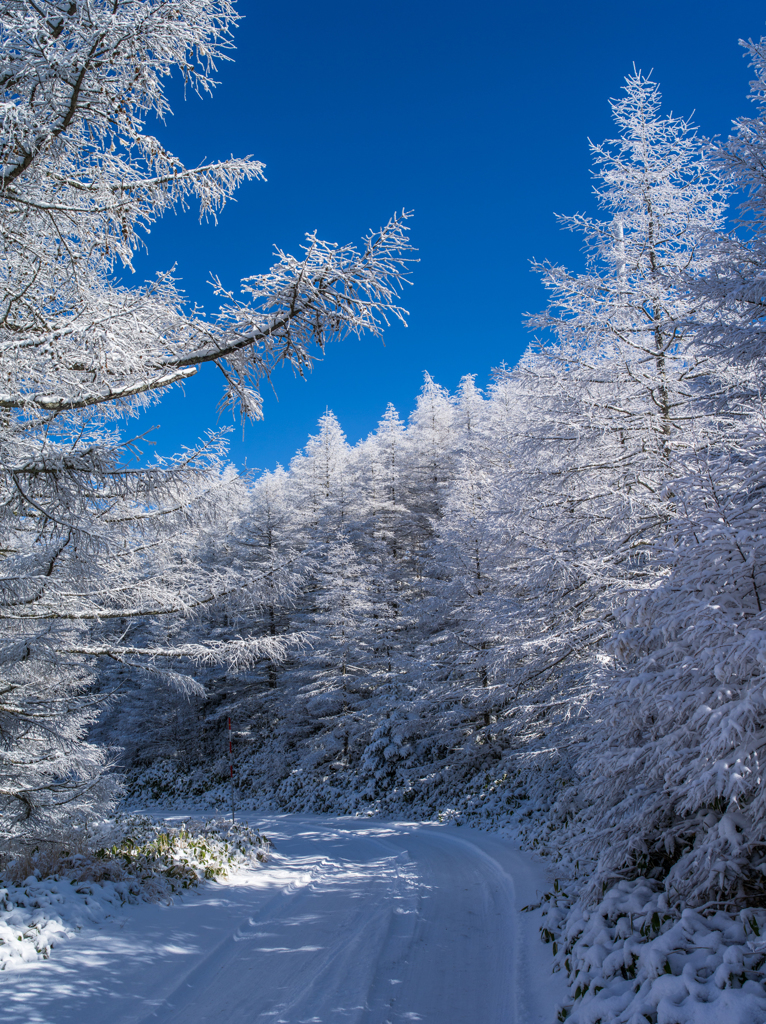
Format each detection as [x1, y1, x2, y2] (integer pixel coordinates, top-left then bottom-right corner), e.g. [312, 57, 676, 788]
[0, 816, 565, 1024]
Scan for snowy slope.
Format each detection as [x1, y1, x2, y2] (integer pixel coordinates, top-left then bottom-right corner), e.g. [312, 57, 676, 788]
[0, 815, 564, 1024]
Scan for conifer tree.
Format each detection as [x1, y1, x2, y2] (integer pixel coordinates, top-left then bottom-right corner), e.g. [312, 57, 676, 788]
[565, 53, 766, 906]
[481, 72, 726, 778]
[0, 0, 412, 843]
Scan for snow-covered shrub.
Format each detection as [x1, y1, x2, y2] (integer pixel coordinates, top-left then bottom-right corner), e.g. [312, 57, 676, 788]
[537, 879, 766, 1024]
[0, 814, 270, 970]
[0, 874, 132, 969]
[123, 760, 231, 809]
[91, 814, 270, 886]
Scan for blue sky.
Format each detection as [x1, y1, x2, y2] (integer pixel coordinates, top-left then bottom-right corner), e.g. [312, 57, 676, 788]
[131, 0, 766, 473]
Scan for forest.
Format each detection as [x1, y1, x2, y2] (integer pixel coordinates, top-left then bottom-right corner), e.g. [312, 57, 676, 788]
[3, 1, 766, 1020]
[99, 61, 766, 917]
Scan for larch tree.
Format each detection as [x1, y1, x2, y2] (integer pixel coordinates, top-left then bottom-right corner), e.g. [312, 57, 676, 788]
[479, 72, 728, 791]
[565, 47, 766, 906]
[0, 0, 413, 844]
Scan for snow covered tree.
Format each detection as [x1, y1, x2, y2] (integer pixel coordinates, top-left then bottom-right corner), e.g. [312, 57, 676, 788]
[479, 72, 727, 778]
[0, 0, 412, 844]
[288, 411, 358, 543]
[232, 468, 305, 693]
[698, 36, 766, 376]
[356, 402, 420, 682]
[297, 541, 376, 769]
[564, 49, 766, 907]
[524, 69, 726, 551]
[374, 380, 502, 793]
[403, 374, 456, 530]
[93, 467, 306, 785]
[569, 444, 766, 905]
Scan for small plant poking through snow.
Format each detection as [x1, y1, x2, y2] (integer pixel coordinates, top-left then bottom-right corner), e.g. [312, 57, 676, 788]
[93, 814, 270, 888]
[0, 815, 270, 970]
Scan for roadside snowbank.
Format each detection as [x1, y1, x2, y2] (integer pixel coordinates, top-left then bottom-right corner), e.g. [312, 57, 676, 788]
[0, 815, 268, 970]
[537, 878, 766, 1024]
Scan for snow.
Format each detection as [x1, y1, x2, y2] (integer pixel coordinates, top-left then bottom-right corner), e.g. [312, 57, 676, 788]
[539, 878, 766, 1024]
[0, 875, 134, 969]
[0, 816, 268, 971]
[0, 814, 565, 1024]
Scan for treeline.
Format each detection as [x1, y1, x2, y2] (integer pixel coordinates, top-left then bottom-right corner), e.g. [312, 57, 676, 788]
[105, 65, 766, 911]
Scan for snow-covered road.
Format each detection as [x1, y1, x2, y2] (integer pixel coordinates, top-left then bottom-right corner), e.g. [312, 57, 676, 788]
[2, 816, 565, 1024]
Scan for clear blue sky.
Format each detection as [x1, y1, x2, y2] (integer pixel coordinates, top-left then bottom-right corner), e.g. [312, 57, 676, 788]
[130, 0, 766, 473]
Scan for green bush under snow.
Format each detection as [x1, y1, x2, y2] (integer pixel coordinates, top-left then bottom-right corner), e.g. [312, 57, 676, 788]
[0, 814, 270, 969]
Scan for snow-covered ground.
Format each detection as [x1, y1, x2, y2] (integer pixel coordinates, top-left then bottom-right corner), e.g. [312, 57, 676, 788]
[0, 814, 564, 1024]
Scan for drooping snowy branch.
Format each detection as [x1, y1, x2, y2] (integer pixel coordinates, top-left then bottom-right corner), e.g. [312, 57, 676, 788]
[0, 0, 414, 844]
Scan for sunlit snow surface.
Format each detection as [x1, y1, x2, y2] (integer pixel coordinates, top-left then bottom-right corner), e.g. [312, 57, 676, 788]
[0, 815, 564, 1023]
